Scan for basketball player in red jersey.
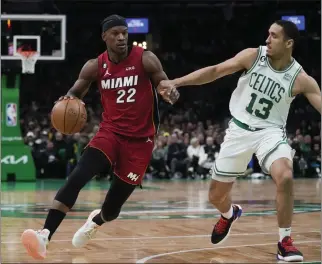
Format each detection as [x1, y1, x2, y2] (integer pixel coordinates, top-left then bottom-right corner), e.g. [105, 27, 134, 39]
[21, 14, 179, 260]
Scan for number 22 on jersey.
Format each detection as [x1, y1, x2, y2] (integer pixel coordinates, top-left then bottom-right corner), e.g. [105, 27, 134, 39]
[116, 88, 137, 103]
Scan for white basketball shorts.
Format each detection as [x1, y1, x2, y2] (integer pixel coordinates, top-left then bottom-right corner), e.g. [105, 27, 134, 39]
[211, 118, 295, 182]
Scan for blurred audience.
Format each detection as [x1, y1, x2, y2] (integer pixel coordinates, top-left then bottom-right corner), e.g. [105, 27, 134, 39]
[21, 97, 321, 180]
[4, 2, 320, 180]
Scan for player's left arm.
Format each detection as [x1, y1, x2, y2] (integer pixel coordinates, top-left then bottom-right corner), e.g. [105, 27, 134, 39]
[296, 72, 321, 114]
[142, 51, 179, 104]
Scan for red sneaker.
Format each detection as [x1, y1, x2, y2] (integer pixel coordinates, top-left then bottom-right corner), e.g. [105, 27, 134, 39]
[211, 204, 242, 244]
[277, 236, 304, 262]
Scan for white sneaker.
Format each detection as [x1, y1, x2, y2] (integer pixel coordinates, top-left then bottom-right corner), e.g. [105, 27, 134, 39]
[72, 209, 101, 248]
[21, 229, 50, 260]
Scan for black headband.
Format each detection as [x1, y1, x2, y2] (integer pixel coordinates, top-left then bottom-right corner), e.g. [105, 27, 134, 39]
[102, 15, 128, 32]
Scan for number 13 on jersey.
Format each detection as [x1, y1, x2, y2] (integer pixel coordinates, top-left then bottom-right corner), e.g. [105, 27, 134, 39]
[245, 92, 273, 119]
[116, 88, 137, 103]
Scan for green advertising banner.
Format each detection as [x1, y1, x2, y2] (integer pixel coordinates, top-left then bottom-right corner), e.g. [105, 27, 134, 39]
[1, 75, 36, 181]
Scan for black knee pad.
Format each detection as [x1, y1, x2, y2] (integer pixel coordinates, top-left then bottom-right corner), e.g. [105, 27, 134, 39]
[54, 167, 89, 208]
[100, 201, 121, 222]
[99, 176, 136, 222]
[54, 147, 112, 209]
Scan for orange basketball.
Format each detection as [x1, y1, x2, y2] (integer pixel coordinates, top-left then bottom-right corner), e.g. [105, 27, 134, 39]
[51, 98, 87, 135]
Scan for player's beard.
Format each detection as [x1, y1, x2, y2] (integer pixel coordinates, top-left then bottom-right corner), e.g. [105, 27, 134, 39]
[115, 44, 128, 55]
[107, 46, 128, 62]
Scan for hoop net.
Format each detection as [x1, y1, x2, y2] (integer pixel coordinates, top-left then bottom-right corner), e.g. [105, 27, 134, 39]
[17, 51, 39, 74]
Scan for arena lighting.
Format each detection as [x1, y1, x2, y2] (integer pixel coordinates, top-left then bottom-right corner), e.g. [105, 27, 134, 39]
[133, 41, 147, 49]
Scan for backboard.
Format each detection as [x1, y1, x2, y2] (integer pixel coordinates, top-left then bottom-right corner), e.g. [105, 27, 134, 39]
[1, 14, 66, 61]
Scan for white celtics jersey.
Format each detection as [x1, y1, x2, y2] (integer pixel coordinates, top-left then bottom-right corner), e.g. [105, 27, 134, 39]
[230, 46, 302, 128]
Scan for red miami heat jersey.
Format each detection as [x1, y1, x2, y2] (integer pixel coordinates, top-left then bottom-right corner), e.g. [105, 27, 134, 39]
[97, 46, 160, 138]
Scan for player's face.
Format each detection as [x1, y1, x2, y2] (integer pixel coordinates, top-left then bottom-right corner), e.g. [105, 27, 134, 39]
[265, 23, 293, 58]
[102, 26, 128, 55]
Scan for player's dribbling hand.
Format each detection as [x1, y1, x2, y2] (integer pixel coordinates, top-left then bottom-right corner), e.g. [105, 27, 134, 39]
[55, 95, 85, 105]
[157, 80, 180, 105]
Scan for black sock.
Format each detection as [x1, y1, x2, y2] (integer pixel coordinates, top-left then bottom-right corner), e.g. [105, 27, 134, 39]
[43, 209, 66, 240]
[92, 213, 105, 226]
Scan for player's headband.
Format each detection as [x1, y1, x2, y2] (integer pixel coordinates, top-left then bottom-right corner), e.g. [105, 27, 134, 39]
[101, 15, 128, 32]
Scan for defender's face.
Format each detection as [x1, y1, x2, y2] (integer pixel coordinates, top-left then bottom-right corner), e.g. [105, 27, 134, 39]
[102, 26, 128, 55]
[265, 23, 292, 58]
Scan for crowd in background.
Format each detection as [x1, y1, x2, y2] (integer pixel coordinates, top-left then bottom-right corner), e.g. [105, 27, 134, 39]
[3, 1, 321, 180]
[20, 98, 321, 180]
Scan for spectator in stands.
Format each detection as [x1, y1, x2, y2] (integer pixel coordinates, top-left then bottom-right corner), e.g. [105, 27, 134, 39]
[40, 130, 49, 143]
[65, 133, 81, 176]
[25, 131, 35, 147]
[187, 137, 205, 179]
[300, 135, 312, 159]
[32, 134, 49, 178]
[52, 132, 71, 178]
[183, 132, 190, 146]
[167, 133, 189, 178]
[199, 136, 220, 178]
[150, 140, 169, 179]
[307, 143, 321, 178]
[44, 141, 60, 179]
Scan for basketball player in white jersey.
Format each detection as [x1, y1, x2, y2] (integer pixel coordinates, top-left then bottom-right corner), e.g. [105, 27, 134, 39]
[158, 20, 321, 262]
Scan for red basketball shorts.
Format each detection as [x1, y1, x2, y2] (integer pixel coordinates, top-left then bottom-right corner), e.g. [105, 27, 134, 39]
[87, 128, 154, 185]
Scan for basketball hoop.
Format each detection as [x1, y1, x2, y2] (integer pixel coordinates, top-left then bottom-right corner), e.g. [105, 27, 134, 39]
[17, 50, 39, 74]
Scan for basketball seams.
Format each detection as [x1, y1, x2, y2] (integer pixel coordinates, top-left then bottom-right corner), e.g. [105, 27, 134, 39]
[68, 99, 81, 134]
[63, 99, 70, 134]
[51, 99, 86, 135]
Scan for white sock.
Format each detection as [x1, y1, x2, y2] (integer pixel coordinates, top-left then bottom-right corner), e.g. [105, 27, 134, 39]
[279, 227, 291, 242]
[221, 206, 233, 219]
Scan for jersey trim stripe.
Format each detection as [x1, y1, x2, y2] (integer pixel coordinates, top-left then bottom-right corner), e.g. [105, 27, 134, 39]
[246, 46, 262, 74]
[288, 66, 302, 97]
[259, 140, 288, 174]
[267, 57, 295, 73]
[213, 162, 246, 177]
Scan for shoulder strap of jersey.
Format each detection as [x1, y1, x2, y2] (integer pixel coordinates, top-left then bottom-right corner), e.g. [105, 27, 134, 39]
[287, 59, 302, 98]
[97, 52, 107, 80]
[129, 46, 144, 64]
[131, 45, 144, 56]
[246, 46, 264, 74]
[128, 46, 145, 72]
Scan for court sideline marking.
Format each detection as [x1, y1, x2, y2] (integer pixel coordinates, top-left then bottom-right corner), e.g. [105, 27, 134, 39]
[2, 230, 319, 244]
[136, 240, 320, 263]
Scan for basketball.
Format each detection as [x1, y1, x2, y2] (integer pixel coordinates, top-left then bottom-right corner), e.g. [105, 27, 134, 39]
[51, 98, 87, 135]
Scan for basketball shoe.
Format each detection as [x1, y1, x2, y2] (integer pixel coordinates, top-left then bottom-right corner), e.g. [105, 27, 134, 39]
[21, 229, 50, 260]
[72, 209, 101, 248]
[277, 236, 304, 262]
[211, 204, 242, 244]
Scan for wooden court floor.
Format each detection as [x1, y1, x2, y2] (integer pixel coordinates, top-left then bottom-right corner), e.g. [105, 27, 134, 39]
[1, 178, 321, 263]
